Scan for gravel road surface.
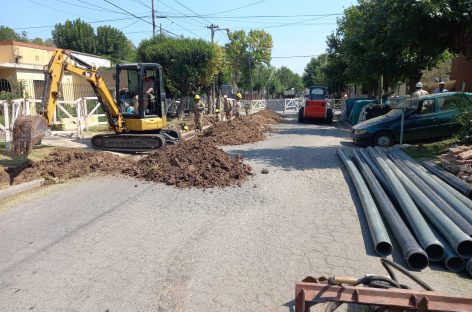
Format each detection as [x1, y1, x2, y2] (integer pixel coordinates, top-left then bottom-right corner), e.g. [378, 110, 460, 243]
[0, 116, 470, 311]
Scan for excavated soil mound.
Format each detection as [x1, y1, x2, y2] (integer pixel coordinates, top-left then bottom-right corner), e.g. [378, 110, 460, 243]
[11, 148, 129, 185]
[250, 109, 283, 124]
[125, 138, 252, 188]
[0, 168, 10, 186]
[202, 117, 269, 146]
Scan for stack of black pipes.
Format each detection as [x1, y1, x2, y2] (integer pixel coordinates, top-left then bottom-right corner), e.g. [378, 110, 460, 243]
[337, 146, 472, 276]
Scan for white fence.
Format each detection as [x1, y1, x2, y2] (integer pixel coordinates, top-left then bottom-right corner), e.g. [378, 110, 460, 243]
[0, 97, 108, 151]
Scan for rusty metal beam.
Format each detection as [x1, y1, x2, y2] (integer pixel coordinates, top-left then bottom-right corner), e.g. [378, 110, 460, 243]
[295, 282, 472, 312]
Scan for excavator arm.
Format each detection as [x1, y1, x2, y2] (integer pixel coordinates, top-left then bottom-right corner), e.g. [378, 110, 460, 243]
[12, 49, 124, 154]
[41, 49, 123, 132]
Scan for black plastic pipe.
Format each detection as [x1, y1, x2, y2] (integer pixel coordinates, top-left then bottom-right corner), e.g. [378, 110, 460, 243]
[375, 147, 472, 259]
[391, 149, 472, 224]
[366, 147, 444, 261]
[358, 149, 394, 196]
[467, 258, 472, 277]
[388, 152, 472, 237]
[430, 227, 466, 273]
[353, 150, 428, 270]
[422, 160, 472, 199]
[337, 149, 392, 256]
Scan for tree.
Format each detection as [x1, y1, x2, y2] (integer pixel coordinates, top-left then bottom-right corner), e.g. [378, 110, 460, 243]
[225, 29, 273, 90]
[302, 54, 328, 87]
[325, 1, 453, 95]
[96, 25, 135, 62]
[44, 38, 56, 47]
[0, 26, 27, 42]
[137, 35, 224, 99]
[30, 37, 44, 45]
[275, 66, 303, 95]
[52, 19, 97, 54]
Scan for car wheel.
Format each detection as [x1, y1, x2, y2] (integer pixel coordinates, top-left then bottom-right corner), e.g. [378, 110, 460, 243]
[326, 108, 333, 124]
[373, 131, 394, 147]
[298, 108, 305, 122]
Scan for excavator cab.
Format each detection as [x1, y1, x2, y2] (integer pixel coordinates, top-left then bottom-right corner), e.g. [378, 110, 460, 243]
[11, 49, 179, 154]
[116, 64, 166, 121]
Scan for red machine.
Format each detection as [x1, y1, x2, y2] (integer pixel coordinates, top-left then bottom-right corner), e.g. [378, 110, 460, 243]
[298, 86, 333, 123]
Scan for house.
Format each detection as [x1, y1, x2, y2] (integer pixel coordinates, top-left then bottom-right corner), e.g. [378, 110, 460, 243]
[0, 40, 112, 102]
[450, 54, 472, 92]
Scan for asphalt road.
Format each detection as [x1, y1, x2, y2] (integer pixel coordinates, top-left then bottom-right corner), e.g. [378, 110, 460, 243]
[0, 116, 471, 312]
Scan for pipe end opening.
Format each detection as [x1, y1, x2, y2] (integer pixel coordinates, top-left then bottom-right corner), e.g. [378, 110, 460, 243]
[407, 253, 429, 270]
[445, 257, 466, 273]
[426, 244, 445, 262]
[457, 240, 472, 258]
[376, 242, 393, 257]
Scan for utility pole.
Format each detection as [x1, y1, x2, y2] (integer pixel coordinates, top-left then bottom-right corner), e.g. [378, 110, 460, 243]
[151, 0, 156, 36]
[206, 24, 219, 43]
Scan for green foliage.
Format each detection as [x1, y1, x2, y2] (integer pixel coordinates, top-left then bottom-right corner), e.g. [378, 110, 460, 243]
[30, 37, 44, 45]
[96, 26, 134, 62]
[324, 0, 472, 94]
[52, 19, 97, 54]
[51, 19, 136, 63]
[454, 93, 472, 138]
[275, 66, 303, 95]
[404, 138, 458, 160]
[303, 54, 328, 87]
[0, 80, 23, 102]
[137, 35, 224, 98]
[0, 26, 27, 42]
[225, 29, 273, 90]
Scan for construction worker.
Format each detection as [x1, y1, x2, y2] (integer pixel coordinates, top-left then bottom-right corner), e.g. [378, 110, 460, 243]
[234, 92, 242, 118]
[433, 81, 448, 93]
[223, 95, 232, 121]
[412, 82, 429, 97]
[193, 95, 205, 132]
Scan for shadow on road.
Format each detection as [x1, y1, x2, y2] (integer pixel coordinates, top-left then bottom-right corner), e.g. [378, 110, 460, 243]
[228, 145, 345, 171]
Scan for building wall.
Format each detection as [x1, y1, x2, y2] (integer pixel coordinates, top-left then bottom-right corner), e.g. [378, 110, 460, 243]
[451, 55, 472, 92]
[0, 44, 15, 63]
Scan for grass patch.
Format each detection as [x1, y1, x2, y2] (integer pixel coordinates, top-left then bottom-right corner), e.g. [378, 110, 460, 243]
[403, 138, 458, 160]
[0, 145, 55, 170]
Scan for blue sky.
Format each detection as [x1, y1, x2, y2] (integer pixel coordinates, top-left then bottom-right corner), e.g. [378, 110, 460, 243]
[3, 0, 355, 74]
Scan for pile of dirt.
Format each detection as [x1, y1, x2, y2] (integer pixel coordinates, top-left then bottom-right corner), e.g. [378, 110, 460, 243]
[250, 109, 283, 124]
[202, 117, 270, 146]
[11, 148, 128, 185]
[124, 138, 252, 188]
[0, 168, 10, 186]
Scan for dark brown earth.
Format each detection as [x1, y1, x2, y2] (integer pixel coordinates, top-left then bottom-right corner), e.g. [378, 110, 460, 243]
[0, 168, 10, 186]
[201, 117, 268, 146]
[10, 149, 129, 185]
[124, 138, 252, 188]
[201, 109, 283, 146]
[5, 110, 282, 188]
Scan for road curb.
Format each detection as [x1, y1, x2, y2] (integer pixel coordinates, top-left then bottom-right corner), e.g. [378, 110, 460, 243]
[0, 179, 45, 200]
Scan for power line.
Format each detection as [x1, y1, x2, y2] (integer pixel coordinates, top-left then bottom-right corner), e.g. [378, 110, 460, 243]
[12, 16, 149, 30]
[272, 54, 321, 59]
[103, 0, 153, 25]
[162, 13, 342, 19]
[133, 0, 152, 9]
[28, 0, 92, 18]
[208, 0, 266, 15]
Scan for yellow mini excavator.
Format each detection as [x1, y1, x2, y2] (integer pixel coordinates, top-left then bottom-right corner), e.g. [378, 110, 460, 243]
[12, 49, 180, 154]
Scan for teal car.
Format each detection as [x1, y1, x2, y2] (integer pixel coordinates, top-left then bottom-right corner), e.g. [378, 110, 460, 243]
[351, 92, 472, 147]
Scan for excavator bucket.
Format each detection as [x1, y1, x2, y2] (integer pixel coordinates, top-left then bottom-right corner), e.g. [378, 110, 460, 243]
[12, 115, 49, 155]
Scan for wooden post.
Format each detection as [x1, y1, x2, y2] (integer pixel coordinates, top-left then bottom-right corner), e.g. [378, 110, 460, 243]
[4, 102, 11, 151]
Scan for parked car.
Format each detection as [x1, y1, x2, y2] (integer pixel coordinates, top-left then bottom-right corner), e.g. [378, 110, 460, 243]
[351, 92, 472, 147]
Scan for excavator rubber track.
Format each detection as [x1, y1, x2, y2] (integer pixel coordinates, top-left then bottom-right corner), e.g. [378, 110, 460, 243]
[12, 115, 49, 155]
[91, 129, 180, 153]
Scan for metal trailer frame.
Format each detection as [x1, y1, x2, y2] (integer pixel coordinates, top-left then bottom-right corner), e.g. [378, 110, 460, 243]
[295, 281, 472, 312]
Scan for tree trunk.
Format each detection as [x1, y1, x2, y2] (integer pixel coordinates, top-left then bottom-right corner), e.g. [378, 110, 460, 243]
[407, 71, 423, 95]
